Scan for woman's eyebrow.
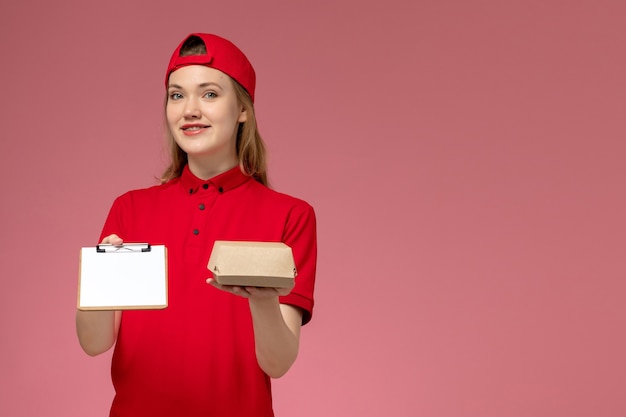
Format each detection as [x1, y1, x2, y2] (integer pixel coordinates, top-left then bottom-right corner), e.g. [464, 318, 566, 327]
[198, 82, 222, 88]
[168, 82, 223, 90]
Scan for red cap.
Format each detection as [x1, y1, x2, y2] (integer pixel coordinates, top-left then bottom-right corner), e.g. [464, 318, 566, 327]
[166, 33, 256, 102]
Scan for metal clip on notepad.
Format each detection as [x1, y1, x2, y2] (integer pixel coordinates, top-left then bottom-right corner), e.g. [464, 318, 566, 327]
[96, 243, 152, 253]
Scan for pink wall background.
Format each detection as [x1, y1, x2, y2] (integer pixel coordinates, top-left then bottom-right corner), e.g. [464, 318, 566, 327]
[1, 0, 625, 416]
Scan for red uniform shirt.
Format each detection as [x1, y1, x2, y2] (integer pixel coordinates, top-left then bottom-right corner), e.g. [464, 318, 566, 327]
[100, 165, 317, 417]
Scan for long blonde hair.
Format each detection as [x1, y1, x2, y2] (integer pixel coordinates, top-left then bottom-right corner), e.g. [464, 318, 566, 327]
[160, 37, 268, 186]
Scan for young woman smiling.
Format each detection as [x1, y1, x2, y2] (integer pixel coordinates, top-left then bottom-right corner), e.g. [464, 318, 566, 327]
[76, 33, 317, 417]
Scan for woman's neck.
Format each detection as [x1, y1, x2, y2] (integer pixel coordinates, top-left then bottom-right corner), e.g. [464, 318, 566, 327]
[187, 156, 238, 180]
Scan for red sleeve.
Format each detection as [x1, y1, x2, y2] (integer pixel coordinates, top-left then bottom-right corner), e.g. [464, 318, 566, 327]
[279, 201, 317, 325]
[98, 193, 130, 243]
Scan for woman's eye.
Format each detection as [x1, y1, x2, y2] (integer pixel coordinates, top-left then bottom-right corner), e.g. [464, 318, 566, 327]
[169, 92, 183, 100]
[203, 92, 217, 99]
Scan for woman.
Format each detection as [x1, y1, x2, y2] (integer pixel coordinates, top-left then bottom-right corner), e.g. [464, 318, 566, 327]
[76, 33, 317, 417]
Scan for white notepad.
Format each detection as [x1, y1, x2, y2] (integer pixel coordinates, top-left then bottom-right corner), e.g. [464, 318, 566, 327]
[78, 244, 168, 310]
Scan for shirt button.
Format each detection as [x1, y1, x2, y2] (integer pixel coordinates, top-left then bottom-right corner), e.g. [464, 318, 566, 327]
[202, 184, 209, 190]
[218, 187, 224, 193]
[188, 188, 193, 194]
[199, 204, 205, 210]
[193, 229, 199, 235]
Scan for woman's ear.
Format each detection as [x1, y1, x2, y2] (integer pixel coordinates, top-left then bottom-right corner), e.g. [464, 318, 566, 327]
[238, 106, 247, 123]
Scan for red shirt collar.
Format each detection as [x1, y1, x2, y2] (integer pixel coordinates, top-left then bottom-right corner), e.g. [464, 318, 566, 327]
[180, 164, 251, 195]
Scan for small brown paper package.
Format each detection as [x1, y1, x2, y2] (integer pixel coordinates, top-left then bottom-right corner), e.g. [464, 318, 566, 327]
[207, 241, 297, 288]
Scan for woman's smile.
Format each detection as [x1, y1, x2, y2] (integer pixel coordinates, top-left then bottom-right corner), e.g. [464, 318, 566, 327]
[181, 123, 211, 135]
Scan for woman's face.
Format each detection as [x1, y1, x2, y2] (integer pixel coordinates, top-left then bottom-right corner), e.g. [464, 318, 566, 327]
[166, 65, 247, 177]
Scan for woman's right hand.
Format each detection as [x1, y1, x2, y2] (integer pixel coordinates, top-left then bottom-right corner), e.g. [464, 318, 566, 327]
[101, 234, 123, 245]
[76, 234, 123, 356]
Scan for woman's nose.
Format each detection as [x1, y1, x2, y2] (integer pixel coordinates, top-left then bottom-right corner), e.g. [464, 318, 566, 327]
[183, 99, 201, 118]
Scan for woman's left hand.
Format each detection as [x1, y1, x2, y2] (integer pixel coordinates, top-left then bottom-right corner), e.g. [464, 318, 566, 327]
[206, 278, 293, 298]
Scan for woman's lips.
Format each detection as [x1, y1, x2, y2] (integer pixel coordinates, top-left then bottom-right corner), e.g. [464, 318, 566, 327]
[181, 124, 210, 135]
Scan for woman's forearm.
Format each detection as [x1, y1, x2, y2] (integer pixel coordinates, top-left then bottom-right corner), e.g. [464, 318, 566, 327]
[76, 310, 120, 356]
[248, 298, 302, 378]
